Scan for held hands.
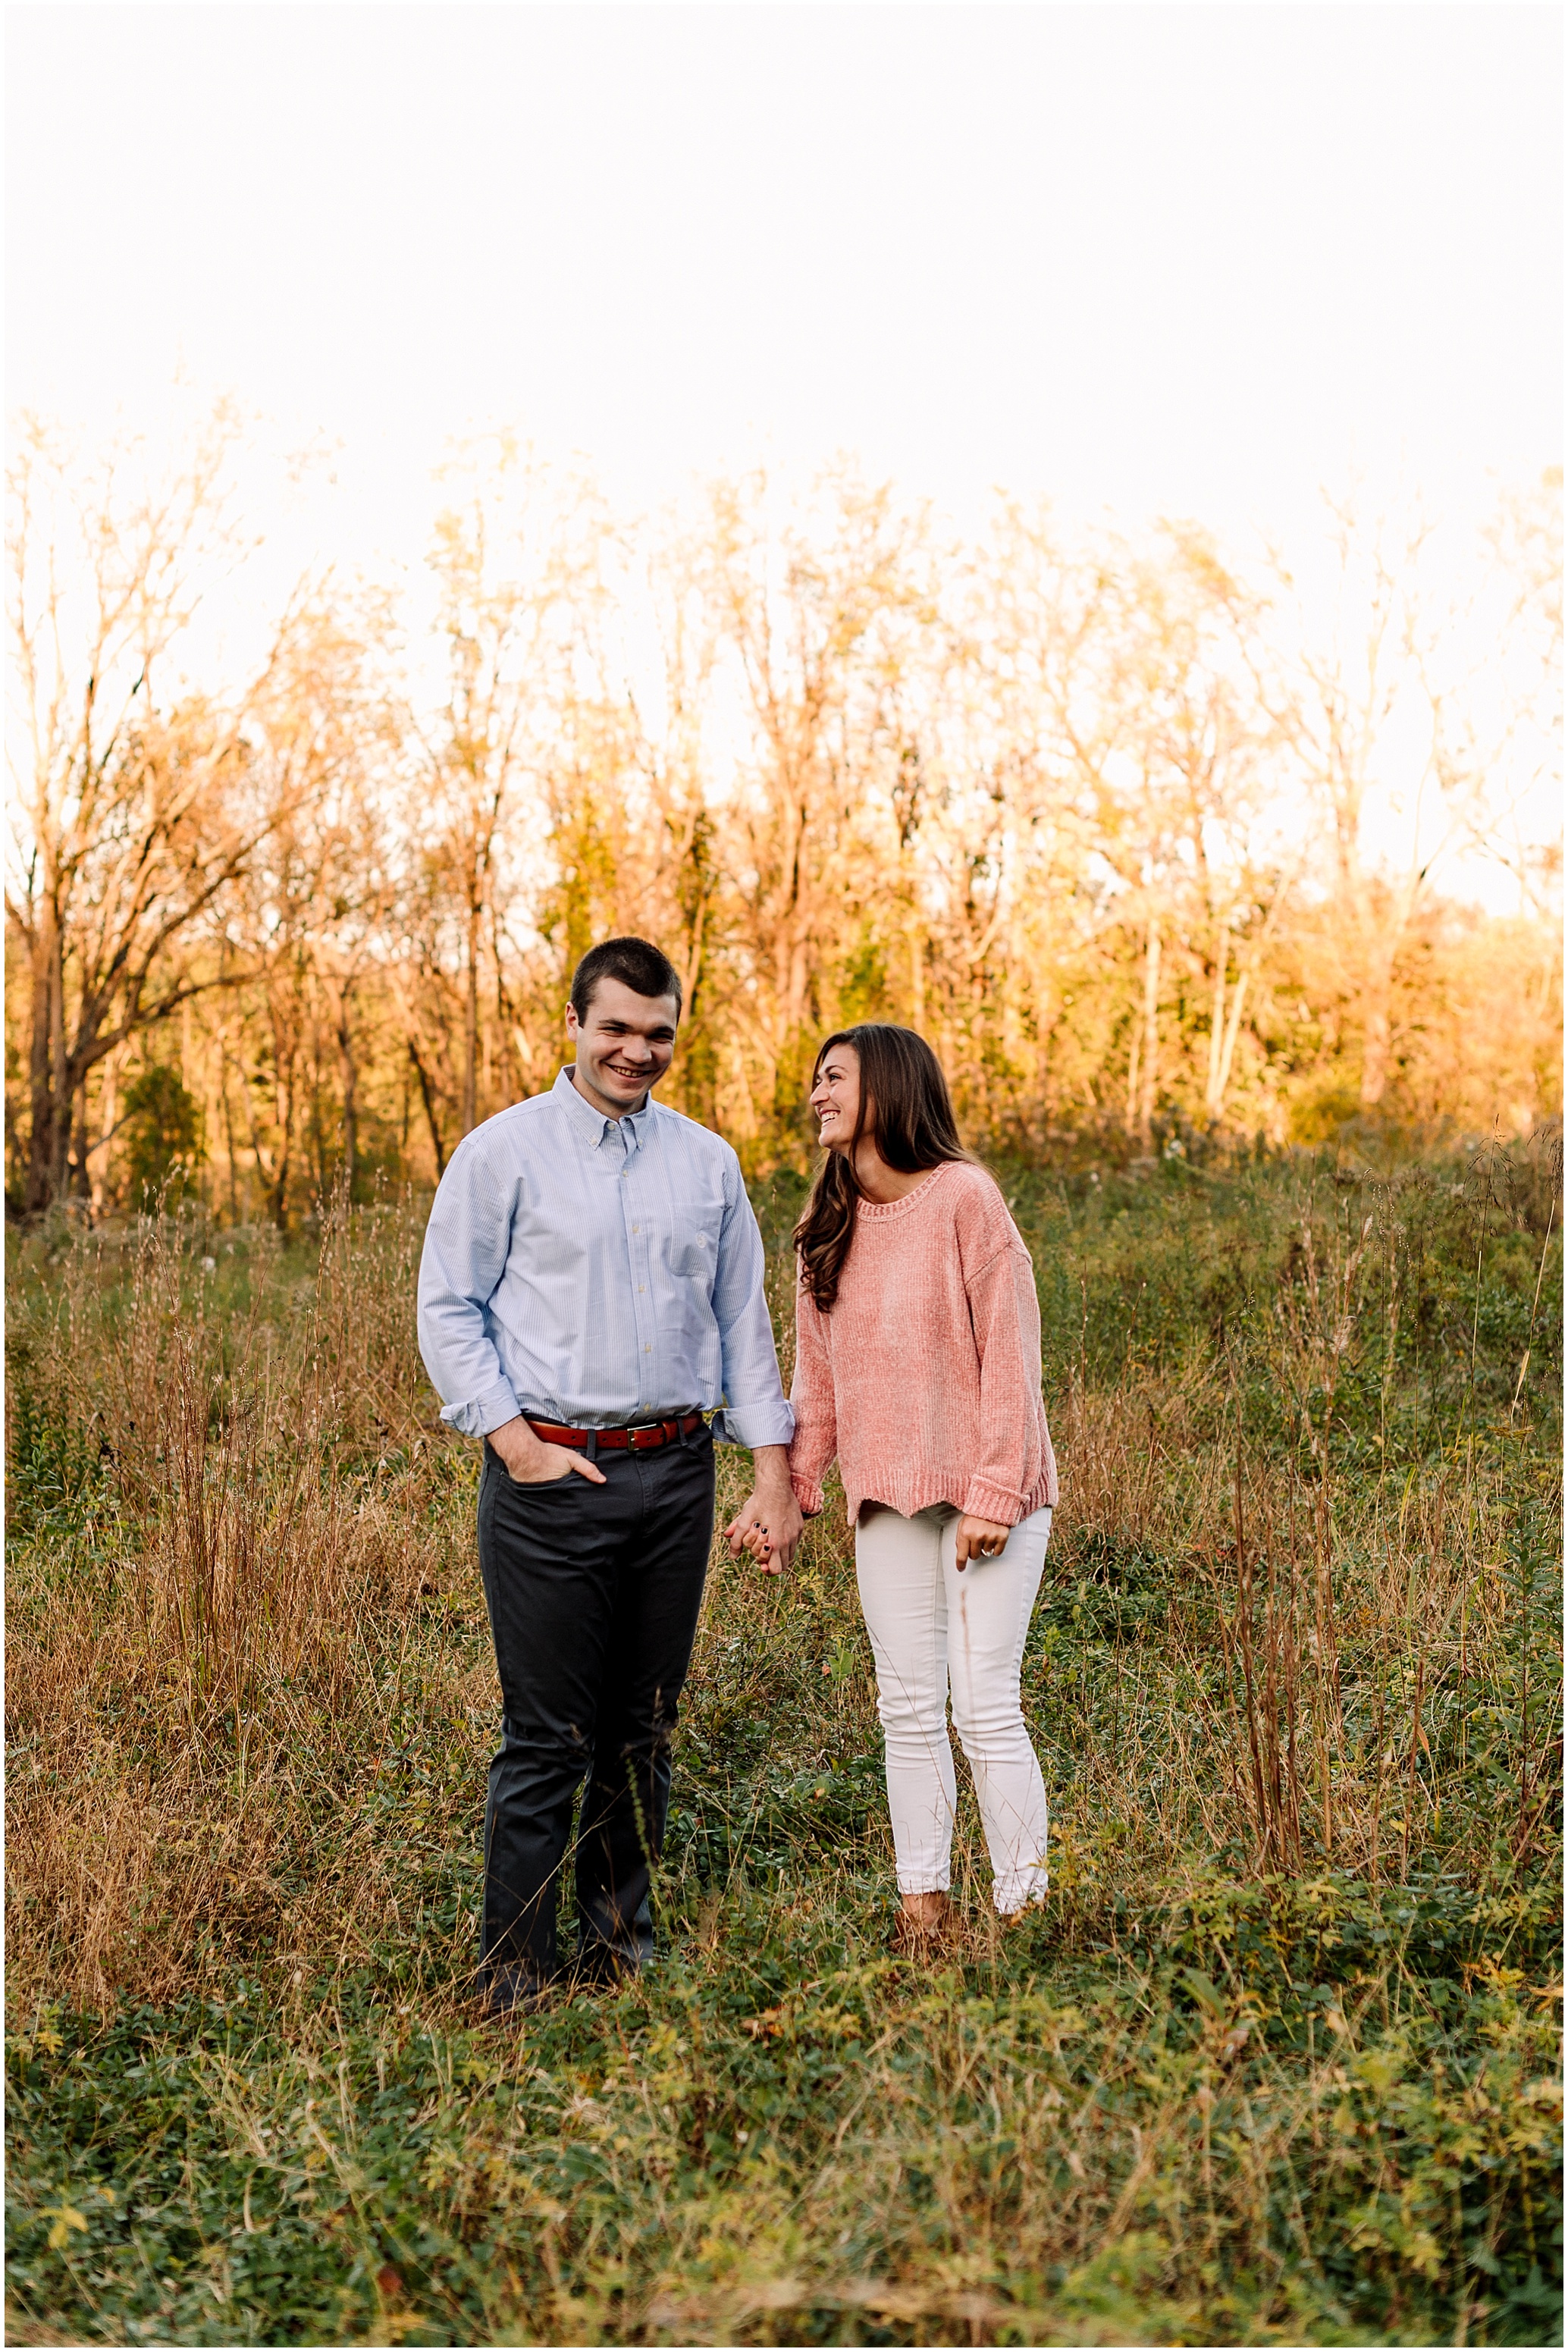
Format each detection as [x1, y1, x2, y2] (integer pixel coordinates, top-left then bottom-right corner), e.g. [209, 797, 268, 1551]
[955, 1514, 1012, 1570]
[728, 1504, 802, 1576]
[725, 1445, 804, 1576]
[488, 1415, 607, 1486]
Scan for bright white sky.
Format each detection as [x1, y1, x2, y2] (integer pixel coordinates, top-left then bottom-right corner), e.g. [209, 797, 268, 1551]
[10, 2, 1561, 528]
[6, 2, 1563, 902]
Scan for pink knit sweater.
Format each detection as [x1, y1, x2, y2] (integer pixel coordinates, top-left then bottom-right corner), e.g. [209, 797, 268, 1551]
[787, 1160, 1058, 1528]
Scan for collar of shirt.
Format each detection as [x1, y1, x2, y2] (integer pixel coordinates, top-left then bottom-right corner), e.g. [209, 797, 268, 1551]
[553, 1063, 656, 1155]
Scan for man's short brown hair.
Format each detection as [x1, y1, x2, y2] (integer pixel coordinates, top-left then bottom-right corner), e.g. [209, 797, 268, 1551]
[569, 937, 683, 1021]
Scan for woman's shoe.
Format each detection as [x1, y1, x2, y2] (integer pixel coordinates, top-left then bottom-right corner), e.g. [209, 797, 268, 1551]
[889, 1893, 952, 1954]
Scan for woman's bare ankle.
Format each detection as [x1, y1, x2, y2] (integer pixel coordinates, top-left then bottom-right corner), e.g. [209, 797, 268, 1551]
[900, 1890, 950, 1929]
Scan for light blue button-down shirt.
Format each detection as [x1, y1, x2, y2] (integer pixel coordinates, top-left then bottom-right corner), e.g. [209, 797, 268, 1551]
[416, 1067, 795, 1449]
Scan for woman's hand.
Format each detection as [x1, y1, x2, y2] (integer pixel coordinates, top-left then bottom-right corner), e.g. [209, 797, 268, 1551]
[725, 1449, 804, 1575]
[955, 1513, 1011, 1570]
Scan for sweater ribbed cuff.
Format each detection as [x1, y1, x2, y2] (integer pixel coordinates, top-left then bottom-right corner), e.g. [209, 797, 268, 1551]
[963, 1477, 1025, 1526]
[791, 1475, 825, 1517]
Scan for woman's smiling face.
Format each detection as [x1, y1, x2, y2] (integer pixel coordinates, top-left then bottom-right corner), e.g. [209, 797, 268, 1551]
[810, 1043, 862, 1152]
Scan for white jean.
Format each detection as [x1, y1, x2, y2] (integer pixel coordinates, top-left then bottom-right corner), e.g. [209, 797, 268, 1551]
[854, 1501, 1053, 1915]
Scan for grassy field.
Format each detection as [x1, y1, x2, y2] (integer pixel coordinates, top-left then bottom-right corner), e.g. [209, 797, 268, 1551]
[5, 1138, 1563, 2347]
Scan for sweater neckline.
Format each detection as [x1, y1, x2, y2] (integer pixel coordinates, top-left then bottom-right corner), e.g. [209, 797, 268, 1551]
[855, 1162, 957, 1221]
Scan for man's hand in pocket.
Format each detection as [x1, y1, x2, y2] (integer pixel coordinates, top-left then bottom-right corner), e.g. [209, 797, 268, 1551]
[488, 1416, 607, 1485]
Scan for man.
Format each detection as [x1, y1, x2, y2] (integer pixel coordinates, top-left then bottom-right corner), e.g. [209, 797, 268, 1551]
[417, 934, 803, 2015]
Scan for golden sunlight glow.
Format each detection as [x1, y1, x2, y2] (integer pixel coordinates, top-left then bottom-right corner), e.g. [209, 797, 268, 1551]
[6, 5, 1561, 1217]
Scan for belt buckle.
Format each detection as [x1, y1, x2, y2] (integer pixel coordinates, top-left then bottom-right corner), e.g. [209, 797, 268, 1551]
[626, 1417, 665, 1449]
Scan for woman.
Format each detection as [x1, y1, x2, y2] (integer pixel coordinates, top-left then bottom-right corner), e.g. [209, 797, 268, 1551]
[779, 1023, 1058, 1940]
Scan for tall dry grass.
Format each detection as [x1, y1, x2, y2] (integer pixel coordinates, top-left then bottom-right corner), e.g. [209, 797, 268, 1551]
[4, 1155, 1560, 2345]
[6, 1203, 476, 2008]
[6, 1168, 1555, 2012]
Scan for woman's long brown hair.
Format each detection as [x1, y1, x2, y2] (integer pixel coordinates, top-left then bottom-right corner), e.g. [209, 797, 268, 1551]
[794, 1024, 969, 1310]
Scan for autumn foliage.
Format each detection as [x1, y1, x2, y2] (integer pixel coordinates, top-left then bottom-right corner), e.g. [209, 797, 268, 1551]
[7, 423, 1560, 1218]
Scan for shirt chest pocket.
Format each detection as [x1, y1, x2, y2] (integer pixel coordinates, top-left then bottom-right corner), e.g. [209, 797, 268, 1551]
[666, 1209, 720, 1282]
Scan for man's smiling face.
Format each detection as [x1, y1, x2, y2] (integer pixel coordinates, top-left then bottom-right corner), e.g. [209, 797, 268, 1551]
[566, 976, 680, 1117]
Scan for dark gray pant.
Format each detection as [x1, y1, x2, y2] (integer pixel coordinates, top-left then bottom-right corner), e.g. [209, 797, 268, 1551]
[475, 1425, 715, 1987]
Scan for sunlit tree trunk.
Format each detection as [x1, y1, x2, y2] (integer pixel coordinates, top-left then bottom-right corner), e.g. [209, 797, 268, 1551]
[26, 907, 61, 1210]
[407, 1037, 447, 1177]
[463, 902, 481, 1137]
[1137, 917, 1162, 1143]
[1205, 932, 1228, 1122]
[336, 986, 359, 1199]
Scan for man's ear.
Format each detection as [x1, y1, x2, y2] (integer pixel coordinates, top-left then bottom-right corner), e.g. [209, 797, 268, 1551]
[565, 1003, 580, 1042]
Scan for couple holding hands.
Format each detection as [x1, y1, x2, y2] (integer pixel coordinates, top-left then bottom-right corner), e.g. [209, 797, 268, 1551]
[417, 936, 1058, 2015]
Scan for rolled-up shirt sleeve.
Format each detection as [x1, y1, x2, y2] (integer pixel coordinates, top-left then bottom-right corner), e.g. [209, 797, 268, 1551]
[416, 1137, 523, 1438]
[707, 1155, 795, 1449]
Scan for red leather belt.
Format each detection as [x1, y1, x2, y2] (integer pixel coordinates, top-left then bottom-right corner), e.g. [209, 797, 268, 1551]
[525, 1413, 704, 1453]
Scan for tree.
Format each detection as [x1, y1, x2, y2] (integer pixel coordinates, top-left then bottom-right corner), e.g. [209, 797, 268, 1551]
[699, 466, 939, 1129]
[7, 433, 1557, 1202]
[221, 596, 391, 1223]
[413, 441, 590, 1140]
[5, 413, 281, 1211]
[1273, 486, 1563, 1113]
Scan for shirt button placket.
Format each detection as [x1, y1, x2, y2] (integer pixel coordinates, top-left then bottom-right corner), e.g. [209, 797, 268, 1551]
[626, 1147, 654, 1413]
